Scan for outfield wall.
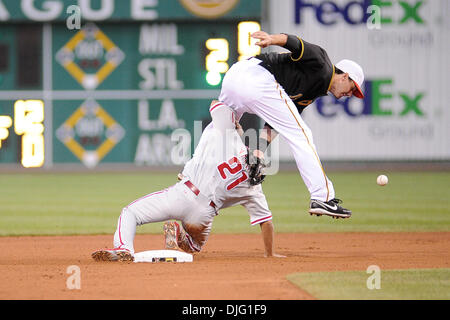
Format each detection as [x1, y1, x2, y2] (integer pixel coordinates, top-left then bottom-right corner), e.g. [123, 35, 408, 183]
[268, 0, 450, 161]
[0, 0, 261, 169]
[0, 0, 448, 171]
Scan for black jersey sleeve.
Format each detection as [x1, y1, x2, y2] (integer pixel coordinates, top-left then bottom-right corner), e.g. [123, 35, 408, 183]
[282, 34, 328, 68]
[281, 34, 303, 59]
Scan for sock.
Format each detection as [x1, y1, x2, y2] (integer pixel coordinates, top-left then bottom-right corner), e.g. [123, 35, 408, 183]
[113, 207, 137, 254]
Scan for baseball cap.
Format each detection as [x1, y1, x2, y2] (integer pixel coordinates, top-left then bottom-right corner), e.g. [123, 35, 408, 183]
[335, 59, 365, 99]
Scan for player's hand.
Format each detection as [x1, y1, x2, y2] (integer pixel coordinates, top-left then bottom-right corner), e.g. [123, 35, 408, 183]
[247, 149, 266, 185]
[252, 149, 264, 159]
[251, 31, 272, 48]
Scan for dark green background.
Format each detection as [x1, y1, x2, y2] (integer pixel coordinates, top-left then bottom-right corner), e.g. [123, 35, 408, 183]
[52, 99, 213, 163]
[52, 22, 238, 90]
[0, 0, 261, 165]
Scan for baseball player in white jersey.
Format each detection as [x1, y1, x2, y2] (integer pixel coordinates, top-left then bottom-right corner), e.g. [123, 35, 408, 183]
[92, 101, 284, 262]
[217, 31, 365, 219]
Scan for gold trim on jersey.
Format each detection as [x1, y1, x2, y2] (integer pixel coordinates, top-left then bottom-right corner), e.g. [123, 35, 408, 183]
[289, 93, 303, 100]
[290, 37, 305, 62]
[296, 100, 314, 106]
[277, 83, 330, 201]
[289, 93, 313, 107]
[327, 65, 335, 92]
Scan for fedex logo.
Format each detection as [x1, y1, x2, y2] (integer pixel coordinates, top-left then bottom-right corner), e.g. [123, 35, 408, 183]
[295, 0, 425, 26]
[316, 79, 425, 117]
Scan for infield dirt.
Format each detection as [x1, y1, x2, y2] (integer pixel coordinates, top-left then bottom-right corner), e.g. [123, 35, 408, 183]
[0, 232, 449, 299]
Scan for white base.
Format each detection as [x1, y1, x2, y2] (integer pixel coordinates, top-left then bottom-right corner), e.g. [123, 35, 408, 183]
[133, 250, 193, 263]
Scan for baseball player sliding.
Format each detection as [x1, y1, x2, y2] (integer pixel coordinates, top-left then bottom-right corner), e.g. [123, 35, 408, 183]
[92, 101, 284, 262]
[217, 31, 365, 219]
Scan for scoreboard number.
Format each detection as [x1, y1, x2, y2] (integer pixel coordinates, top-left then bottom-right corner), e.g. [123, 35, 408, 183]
[205, 21, 260, 86]
[14, 100, 45, 168]
[238, 21, 261, 61]
[0, 3, 263, 169]
[0, 115, 13, 148]
[205, 38, 229, 86]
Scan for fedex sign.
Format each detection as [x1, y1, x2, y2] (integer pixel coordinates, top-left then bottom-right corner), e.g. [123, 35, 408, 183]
[316, 79, 425, 118]
[294, 0, 425, 26]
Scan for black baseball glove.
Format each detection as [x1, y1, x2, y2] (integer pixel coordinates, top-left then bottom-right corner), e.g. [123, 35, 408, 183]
[246, 150, 266, 186]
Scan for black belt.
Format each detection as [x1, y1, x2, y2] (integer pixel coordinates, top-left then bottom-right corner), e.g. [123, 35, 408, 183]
[184, 180, 216, 208]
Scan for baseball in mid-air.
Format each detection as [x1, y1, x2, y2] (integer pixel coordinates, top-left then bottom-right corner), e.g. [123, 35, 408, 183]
[377, 175, 389, 186]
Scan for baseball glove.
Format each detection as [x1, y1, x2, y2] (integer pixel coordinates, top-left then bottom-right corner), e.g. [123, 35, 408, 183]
[246, 151, 266, 186]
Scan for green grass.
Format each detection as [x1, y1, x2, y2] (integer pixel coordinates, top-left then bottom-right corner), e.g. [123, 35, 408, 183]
[286, 268, 450, 300]
[0, 171, 449, 235]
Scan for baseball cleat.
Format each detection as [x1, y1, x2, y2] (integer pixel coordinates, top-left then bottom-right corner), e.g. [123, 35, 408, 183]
[91, 248, 134, 262]
[309, 198, 352, 219]
[163, 221, 180, 250]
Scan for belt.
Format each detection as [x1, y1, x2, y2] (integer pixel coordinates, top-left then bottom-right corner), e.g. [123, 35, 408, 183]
[184, 180, 216, 208]
[184, 180, 200, 196]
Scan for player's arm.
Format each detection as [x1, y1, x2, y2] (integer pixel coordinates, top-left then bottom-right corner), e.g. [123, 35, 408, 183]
[243, 192, 285, 258]
[251, 31, 288, 48]
[247, 124, 276, 185]
[283, 35, 327, 65]
[260, 221, 285, 258]
[252, 123, 278, 159]
[252, 31, 325, 65]
[209, 100, 236, 132]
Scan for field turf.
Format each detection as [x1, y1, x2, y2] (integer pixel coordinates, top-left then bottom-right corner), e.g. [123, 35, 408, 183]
[287, 268, 450, 300]
[0, 171, 449, 236]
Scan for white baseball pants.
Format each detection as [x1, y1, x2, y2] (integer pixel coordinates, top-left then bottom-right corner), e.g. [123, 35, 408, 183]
[113, 179, 217, 254]
[219, 57, 335, 201]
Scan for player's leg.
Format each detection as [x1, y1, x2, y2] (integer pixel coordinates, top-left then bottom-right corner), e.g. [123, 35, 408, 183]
[112, 183, 193, 253]
[163, 220, 207, 253]
[248, 80, 351, 216]
[164, 202, 216, 253]
[93, 187, 176, 261]
[219, 60, 350, 216]
[180, 216, 213, 252]
[91, 204, 138, 261]
[220, 59, 334, 202]
[251, 90, 335, 202]
[112, 207, 137, 253]
[218, 59, 258, 119]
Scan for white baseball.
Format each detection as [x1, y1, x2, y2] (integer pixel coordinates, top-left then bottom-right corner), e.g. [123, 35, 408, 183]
[377, 175, 388, 186]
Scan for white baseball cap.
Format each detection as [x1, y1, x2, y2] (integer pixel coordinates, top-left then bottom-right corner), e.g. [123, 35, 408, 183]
[335, 59, 365, 99]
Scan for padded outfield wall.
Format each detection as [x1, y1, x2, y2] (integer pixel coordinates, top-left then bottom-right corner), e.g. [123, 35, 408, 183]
[0, 0, 448, 171]
[267, 0, 449, 161]
[0, 0, 262, 169]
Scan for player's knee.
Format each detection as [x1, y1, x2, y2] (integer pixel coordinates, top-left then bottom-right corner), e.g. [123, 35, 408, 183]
[121, 207, 142, 225]
[181, 222, 210, 252]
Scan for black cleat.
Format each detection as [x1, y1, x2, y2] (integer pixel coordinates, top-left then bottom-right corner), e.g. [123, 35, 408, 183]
[309, 198, 352, 219]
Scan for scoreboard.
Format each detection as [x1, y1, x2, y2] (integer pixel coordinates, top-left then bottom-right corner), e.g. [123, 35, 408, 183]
[0, 0, 262, 168]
